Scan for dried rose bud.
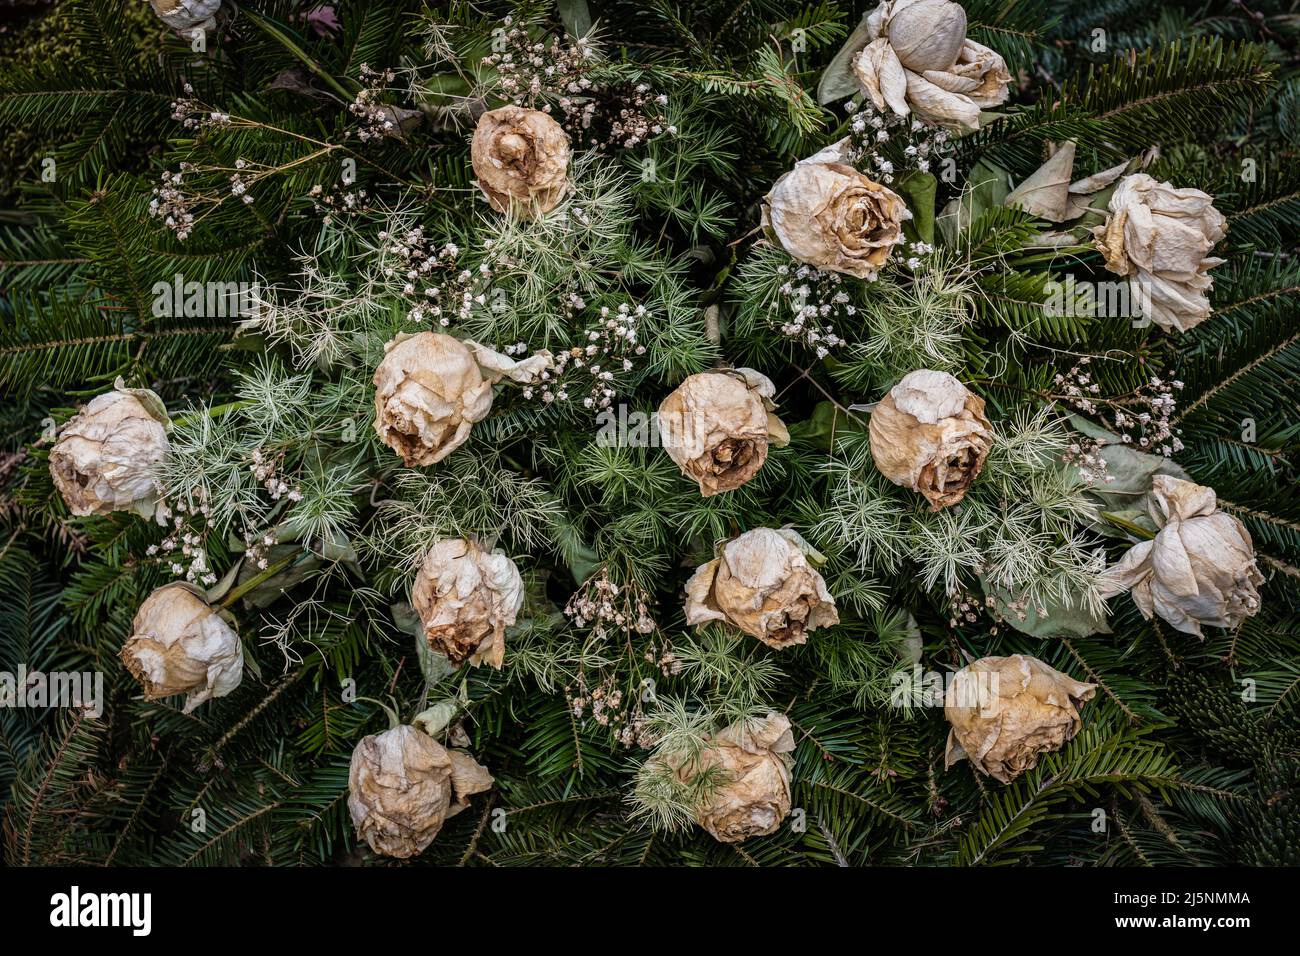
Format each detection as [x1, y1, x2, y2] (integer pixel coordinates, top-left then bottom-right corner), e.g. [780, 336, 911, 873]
[1100, 475, 1263, 637]
[869, 369, 993, 510]
[471, 106, 572, 218]
[412, 538, 524, 669]
[1093, 174, 1227, 333]
[372, 332, 494, 467]
[120, 583, 243, 714]
[49, 379, 171, 517]
[673, 712, 796, 843]
[762, 161, 907, 279]
[850, 0, 1009, 130]
[348, 724, 493, 858]
[149, 0, 221, 32]
[658, 368, 789, 497]
[686, 528, 838, 650]
[945, 654, 1096, 783]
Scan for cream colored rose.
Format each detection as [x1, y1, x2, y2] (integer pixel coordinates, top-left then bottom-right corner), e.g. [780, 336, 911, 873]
[150, 0, 221, 31]
[412, 537, 524, 669]
[686, 528, 838, 649]
[120, 583, 243, 714]
[1100, 475, 1263, 637]
[373, 333, 553, 467]
[944, 654, 1096, 783]
[347, 724, 493, 858]
[471, 106, 572, 217]
[1093, 174, 1227, 333]
[869, 369, 993, 510]
[762, 161, 907, 279]
[851, 0, 1010, 130]
[50, 380, 171, 517]
[658, 369, 789, 497]
[674, 712, 796, 843]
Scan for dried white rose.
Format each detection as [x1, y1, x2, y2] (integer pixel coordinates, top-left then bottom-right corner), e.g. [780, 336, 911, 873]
[120, 582, 243, 714]
[412, 537, 524, 669]
[1099, 475, 1263, 637]
[672, 712, 796, 843]
[1093, 173, 1227, 333]
[686, 528, 838, 649]
[850, 0, 1010, 130]
[49, 379, 171, 517]
[944, 654, 1096, 783]
[149, 0, 221, 32]
[869, 369, 993, 510]
[658, 368, 789, 497]
[762, 161, 907, 279]
[348, 724, 493, 858]
[471, 106, 572, 218]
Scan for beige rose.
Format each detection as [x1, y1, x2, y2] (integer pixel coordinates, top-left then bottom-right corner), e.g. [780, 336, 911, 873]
[1099, 475, 1263, 637]
[869, 369, 993, 510]
[150, 0, 221, 31]
[658, 368, 789, 497]
[120, 582, 243, 713]
[851, 0, 1010, 130]
[686, 528, 838, 649]
[674, 712, 796, 843]
[347, 724, 493, 858]
[762, 161, 907, 279]
[49, 380, 170, 518]
[412, 537, 524, 669]
[373, 332, 553, 467]
[1093, 174, 1227, 333]
[471, 106, 572, 217]
[945, 654, 1096, 783]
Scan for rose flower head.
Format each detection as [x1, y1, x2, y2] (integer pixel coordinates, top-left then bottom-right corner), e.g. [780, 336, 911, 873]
[658, 368, 789, 497]
[869, 369, 993, 510]
[945, 654, 1096, 783]
[49, 378, 171, 518]
[120, 583, 244, 714]
[762, 160, 907, 279]
[1100, 475, 1263, 637]
[686, 527, 838, 650]
[1093, 173, 1227, 333]
[348, 724, 493, 858]
[150, 0, 221, 32]
[471, 106, 572, 218]
[412, 537, 524, 669]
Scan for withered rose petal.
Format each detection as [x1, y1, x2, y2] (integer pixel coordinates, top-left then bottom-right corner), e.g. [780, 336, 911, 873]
[869, 369, 993, 510]
[685, 527, 838, 649]
[120, 582, 243, 714]
[944, 654, 1095, 783]
[412, 538, 524, 669]
[372, 332, 494, 467]
[1100, 475, 1263, 637]
[470, 106, 572, 218]
[347, 724, 493, 858]
[150, 0, 221, 30]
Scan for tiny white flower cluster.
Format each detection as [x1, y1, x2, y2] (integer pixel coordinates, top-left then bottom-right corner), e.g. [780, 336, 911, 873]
[308, 181, 371, 225]
[169, 84, 232, 131]
[147, 497, 217, 587]
[149, 164, 199, 240]
[349, 64, 403, 142]
[845, 102, 951, 185]
[1056, 357, 1184, 458]
[375, 223, 487, 327]
[521, 302, 646, 409]
[769, 262, 851, 356]
[482, 17, 670, 151]
[564, 567, 656, 639]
